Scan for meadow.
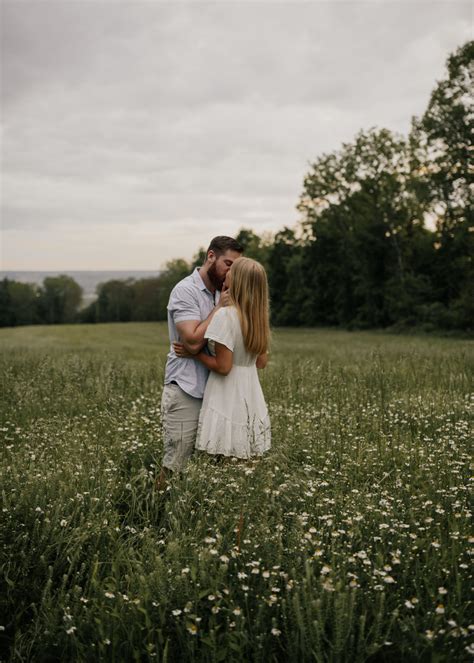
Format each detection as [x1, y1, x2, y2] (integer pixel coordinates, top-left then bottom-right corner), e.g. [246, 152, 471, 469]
[0, 323, 472, 662]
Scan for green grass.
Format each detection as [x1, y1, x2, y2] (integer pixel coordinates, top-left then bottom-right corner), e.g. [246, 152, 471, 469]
[0, 324, 472, 662]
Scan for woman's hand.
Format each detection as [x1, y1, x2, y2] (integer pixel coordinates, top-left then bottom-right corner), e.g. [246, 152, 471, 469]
[256, 352, 268, 369]
[173, 342, 193, 358]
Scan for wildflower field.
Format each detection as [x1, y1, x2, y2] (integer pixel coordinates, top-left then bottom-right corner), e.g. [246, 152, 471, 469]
[0, 323, 472, 662]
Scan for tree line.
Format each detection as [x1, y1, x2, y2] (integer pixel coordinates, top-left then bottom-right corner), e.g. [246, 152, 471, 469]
[1, 42, 472, 332]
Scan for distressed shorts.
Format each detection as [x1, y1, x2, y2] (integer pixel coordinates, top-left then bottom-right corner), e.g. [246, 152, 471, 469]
[161, 383, 202, 472]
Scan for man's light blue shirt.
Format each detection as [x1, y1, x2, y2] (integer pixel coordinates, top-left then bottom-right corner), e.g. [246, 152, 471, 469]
[164, 268, 220, 399]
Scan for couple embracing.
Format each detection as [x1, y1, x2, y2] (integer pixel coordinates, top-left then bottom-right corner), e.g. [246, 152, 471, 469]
[157, 236, 271, 489]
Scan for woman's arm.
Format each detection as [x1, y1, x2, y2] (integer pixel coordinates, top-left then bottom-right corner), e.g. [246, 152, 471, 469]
[174, 341, 233, 376]
[256, 352, 268, 369]
[174, 289, 231, 355]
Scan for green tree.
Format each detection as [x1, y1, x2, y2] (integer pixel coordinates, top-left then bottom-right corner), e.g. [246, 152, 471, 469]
[131, 277, 162, 321]
[234, 228, 272, 271]
[95, 280, 134, 322]
[417, 40, 473, 327]
[0, 279, 11, 326]
[267, 227, 306, 326]
[299, 128, 435, 328]
[155, 259, 191, 320]
[80, 261, 190, 324]
[420, 41, 473, 232]
[38, 275, 83, 324]
[0, 279, 39, 327]
[191, 247, 207, 269]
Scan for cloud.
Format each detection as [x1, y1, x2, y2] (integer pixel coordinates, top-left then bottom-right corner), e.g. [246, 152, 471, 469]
[1, 0, 471, 268]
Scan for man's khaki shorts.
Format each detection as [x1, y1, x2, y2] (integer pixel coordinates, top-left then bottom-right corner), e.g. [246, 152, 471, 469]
[161, 383, 202, 472]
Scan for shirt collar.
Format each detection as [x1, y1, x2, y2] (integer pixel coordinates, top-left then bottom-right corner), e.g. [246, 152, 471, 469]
[192, 267, 211, 292]
[192, 268, 220, 303]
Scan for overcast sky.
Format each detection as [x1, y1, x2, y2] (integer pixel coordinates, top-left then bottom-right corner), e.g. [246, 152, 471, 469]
[1, 1, 472, 270]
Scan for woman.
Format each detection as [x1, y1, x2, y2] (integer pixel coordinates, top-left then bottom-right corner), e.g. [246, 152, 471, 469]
[173, 257, 271, 459]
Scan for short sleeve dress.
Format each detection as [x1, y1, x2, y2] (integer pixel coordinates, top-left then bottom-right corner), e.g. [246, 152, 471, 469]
[195, 306, 271, 458]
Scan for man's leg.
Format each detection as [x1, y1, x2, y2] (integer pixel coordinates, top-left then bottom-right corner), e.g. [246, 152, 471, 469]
[156, 384, 201, 491]
[155, 465, 172, 493]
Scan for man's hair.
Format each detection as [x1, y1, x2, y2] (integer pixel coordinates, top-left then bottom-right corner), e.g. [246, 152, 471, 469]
[207, 236, 243, 257]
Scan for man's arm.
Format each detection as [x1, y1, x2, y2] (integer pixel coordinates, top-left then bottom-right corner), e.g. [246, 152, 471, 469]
[175, 342, 233, 376]
[175, 291, 231, 355]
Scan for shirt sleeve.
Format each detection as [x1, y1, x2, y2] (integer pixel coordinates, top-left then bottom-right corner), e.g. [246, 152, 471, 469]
[169, 285, 201, 323]
[205, 307, 235, 351]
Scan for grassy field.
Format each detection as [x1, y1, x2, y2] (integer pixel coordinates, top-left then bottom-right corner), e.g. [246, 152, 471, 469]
[0, 323, 472, 662]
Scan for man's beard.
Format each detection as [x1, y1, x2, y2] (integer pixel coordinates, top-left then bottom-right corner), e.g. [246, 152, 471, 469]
[207, 262, 225, 290]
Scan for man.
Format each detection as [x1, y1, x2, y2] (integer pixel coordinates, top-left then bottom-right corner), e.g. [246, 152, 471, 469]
[156, 236, 243, 490]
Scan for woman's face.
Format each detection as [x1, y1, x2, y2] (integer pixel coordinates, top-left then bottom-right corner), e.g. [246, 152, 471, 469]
[224, 269, 232, 290]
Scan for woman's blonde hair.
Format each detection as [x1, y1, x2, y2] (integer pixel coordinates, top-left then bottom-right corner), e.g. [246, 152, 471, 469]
[229, 257, 270, 356]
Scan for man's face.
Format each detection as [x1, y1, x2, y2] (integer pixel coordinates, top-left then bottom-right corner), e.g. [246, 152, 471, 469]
[207, 250, 241, 290]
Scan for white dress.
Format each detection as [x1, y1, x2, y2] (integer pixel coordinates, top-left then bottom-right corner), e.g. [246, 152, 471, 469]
[195, 306, 271, 458]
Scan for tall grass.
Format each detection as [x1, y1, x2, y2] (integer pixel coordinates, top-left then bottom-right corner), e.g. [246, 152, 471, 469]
[0, 324, 472, 661]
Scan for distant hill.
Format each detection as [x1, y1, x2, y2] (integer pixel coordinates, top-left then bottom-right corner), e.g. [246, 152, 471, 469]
[0, 271, 162, 306]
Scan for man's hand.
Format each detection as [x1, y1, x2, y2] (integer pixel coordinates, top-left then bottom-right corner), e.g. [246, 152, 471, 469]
[173, 342, 194, 358]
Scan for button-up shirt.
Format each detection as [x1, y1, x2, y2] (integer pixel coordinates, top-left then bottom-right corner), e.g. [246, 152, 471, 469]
[164, 268, 220, 399]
